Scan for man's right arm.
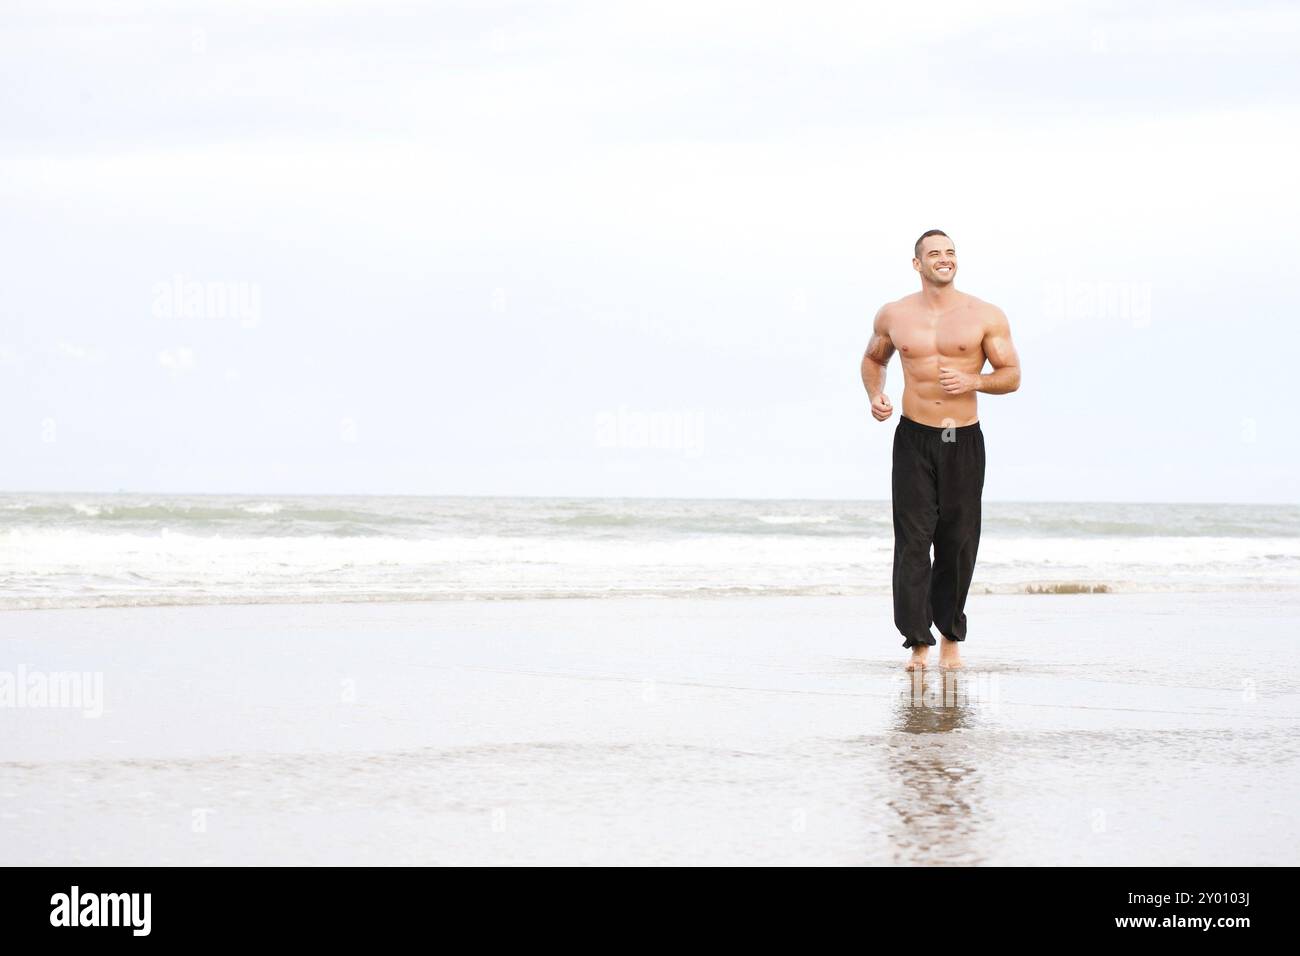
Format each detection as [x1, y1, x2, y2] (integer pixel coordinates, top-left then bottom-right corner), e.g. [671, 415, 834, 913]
[861, 305, 896, 422]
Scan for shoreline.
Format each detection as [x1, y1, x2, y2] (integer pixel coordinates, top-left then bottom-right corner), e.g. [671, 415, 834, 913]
[2, 583, 1295, 614]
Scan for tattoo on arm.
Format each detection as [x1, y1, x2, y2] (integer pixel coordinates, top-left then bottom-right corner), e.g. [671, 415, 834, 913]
[861, 308, 896, 399]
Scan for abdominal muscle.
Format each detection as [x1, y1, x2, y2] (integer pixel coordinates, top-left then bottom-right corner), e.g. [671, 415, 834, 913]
[898, 356, 981, 427]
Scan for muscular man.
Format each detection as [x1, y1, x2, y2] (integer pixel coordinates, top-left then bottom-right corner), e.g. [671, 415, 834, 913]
[860, 230, 1021, 671]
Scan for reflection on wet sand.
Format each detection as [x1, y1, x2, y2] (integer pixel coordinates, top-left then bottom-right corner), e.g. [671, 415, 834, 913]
[882, 671, 986, 865]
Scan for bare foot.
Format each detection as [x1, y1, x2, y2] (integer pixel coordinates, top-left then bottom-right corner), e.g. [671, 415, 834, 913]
[938, 638, 963, 670]
[905, 645, 930, 671]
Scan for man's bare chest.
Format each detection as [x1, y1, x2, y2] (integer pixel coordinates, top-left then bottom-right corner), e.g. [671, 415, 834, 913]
[892, 312, 985, 361]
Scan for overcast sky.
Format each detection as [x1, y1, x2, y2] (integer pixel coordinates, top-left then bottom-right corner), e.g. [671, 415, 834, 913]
[2, 0, 1297, 502]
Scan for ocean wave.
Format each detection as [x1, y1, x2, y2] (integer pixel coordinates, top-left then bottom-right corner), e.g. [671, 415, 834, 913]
[756, 514, 839, 525]
[0, 501, 433, 533]
[3, 498, 1297, 541]
[0, 494, 1297, 610]
[2, 578, 1297, 611]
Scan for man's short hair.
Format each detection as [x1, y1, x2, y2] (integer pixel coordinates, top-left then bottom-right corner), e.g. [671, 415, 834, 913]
[914, 229, 951, 259]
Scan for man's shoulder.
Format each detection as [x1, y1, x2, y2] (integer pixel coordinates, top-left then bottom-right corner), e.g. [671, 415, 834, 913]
[961, 293, 1007, 322]
[878, 292, 922, 317]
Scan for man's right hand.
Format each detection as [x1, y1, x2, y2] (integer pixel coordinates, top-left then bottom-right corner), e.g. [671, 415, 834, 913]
[871, 393, 893, 422]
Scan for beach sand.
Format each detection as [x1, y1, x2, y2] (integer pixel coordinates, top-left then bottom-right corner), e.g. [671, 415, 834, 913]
[3, 592, 1298, 865]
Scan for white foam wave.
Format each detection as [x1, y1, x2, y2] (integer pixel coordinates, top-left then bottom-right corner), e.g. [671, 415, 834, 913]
[0, 527, 1297, 610]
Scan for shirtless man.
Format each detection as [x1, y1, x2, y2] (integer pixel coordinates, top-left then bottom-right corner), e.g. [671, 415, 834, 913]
[860, 230, 1021, 671]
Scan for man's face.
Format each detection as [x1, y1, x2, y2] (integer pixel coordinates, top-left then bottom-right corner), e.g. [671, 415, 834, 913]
[914, 236, 957, 286]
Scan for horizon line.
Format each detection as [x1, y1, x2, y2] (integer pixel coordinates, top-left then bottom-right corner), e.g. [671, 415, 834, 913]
[1, 489, 1297, 508]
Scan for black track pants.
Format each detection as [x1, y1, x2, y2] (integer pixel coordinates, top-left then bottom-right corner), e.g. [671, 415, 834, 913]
[891, 415, 986, 648]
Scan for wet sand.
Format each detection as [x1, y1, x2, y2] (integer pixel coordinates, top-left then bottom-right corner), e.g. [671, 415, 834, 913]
[2, 593, 1298, 865]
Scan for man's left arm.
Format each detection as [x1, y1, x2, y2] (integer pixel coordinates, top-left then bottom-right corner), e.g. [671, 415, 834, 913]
[976, 306, 1021, 395]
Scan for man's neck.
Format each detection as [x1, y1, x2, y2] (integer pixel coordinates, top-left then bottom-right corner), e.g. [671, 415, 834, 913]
[920, 282, 960, 311]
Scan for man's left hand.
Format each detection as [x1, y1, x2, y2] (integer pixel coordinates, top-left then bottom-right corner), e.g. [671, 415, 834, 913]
[938, 367, 978, 395]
